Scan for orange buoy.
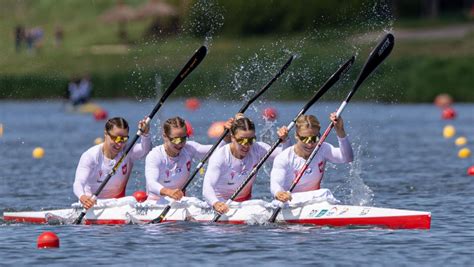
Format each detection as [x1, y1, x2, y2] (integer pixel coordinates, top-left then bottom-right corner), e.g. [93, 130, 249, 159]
[185, 97, 201, 111]
[467, 166, 474, 176]
[434, 94, 453, 109]
[207, 121, 226, 138]
[185, 120, 194, 137]
[133, 191, 148, 203]
[441, 107, 456, 120]
[262, 107, 278, 121]
[37, 232, 60, 249]
[93, 109, 108, 121]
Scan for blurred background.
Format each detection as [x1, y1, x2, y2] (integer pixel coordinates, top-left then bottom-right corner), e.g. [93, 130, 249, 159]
[1, 0, 473, 102]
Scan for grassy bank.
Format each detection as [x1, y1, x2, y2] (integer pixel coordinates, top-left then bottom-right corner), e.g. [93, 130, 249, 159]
[1, 1, 473, 102]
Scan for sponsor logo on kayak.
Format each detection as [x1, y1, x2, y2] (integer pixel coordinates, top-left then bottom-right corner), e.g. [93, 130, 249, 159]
[338, 207, 349, 216]
[326, 207, 338, 216]
[360, 208, 370, 216]
[316, 209, 328, 217]
[136, 205, 149, 215]
[309, 209, 319, 217]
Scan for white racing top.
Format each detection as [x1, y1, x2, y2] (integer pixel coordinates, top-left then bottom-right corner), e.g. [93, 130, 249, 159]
[73, 135, 152, 199]
[270, 136, 353, 196]
[145, 141, 221, 199]
[203, 141, 288, 206]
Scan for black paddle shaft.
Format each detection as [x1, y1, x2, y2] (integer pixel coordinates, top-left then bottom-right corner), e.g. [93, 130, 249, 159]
[149, 55, 294, 224]
[212, 56, 355, 222]
[74, 46, 208, 225]
[268, 33, 395, 223]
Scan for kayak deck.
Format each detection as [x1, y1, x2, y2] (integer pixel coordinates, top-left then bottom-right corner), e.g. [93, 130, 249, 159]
[2, 190, 431, 229]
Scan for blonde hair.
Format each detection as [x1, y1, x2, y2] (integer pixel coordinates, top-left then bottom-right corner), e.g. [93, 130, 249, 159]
[231, 113, 255, 135]
[295, 115, 320, 133]
[163, 117, 187, 136]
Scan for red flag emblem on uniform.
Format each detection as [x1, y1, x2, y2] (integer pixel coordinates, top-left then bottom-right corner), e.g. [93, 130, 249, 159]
[186, 161, 191, 171]
[122, 163, 127, 175]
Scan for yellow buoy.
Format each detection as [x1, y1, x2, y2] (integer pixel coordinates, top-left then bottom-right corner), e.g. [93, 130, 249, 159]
[0, 123, 3, 137]
[458, 148, 471, 158]
[94, 137, 104, 145]
[32, 147, 45, 159]
[455, 136, 467, 146]
[443, 125, 456, 139]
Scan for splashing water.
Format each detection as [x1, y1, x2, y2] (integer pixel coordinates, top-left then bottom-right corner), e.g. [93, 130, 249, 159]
[334, 144, 374, 206]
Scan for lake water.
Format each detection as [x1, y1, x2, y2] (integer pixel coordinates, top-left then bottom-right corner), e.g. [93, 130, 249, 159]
[0, 100, 473, 266]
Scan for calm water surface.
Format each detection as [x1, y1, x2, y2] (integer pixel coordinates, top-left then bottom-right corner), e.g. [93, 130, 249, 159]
[0, 100, 473, 266]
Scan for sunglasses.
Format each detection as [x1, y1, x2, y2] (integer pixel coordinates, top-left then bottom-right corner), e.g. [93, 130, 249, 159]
[235, 136, 256, 146]
[297, 133, 320, 144]
[168, 136, 187, 145]
[107, 132, 129, 144]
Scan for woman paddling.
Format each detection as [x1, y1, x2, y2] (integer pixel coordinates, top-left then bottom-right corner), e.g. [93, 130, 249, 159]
[145, 116, 232, 201]
[73, 117, 151, 209]
[203, 114, 289, 214]
[270, 114, 353, 202]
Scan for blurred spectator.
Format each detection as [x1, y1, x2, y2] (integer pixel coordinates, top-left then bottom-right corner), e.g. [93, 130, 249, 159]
[68, 75, 93, 106]
[24, 27, 44, 54]
[14, 25, 25, 53]
[25, 29, 34, 54]
[54, 25, 64, 48]
[31, 27, 44, 53]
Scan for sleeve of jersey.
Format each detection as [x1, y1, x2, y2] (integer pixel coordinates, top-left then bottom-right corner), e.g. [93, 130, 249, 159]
[323, 136, 354, 163]
[145, 150, 164, 196]
[188, 141, 212, 159]
[257, 142, 285, 161]
[202, 151, 224, 206]
[270, 154, 288, 196]
[130, 134, 152, 161]
[73, 152, 94, 199]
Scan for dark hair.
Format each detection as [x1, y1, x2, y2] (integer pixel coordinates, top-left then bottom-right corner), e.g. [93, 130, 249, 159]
[105, 117, 129, 132]
[163, 116, 187, 136]
[231, 116, 255, 135]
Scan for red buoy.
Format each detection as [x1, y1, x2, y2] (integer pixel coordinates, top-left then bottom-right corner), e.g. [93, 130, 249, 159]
[441, 107, 456, 120]
[185, 97, 201, 111]
[37, 232, 60, 249]
[133, 191, 148, 203]
[94, 109, 108, 121]
[262, 107, 277, 121]
[467, 166, 474, 176]
[185, 120, 194, 137]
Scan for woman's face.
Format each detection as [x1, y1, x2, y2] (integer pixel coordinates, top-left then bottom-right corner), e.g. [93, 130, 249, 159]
[164, 126, 187, 156]
[104, 125, 129, 156]
[231, 129, 256, 159]
[295, 127, 320, 156]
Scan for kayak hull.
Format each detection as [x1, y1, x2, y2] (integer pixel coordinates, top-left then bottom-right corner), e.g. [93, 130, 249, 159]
[2, 190, 431, 230]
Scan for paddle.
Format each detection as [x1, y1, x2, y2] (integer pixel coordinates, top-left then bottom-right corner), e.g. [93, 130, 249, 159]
[268, 33, 395, 223]
[148, 55, 294, 224]
[212, 56, 356, 222]
[73, 46, 208, 225]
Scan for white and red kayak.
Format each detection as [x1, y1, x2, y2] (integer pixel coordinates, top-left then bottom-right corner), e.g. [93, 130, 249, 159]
[2, 189, 431, 229]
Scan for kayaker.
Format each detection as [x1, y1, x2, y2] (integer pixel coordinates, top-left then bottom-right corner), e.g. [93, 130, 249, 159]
[270, 113, 353, 202]
[73, 117, 151, 209]
[145, 116, 232, 201]
[203, 113, 289, 214]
